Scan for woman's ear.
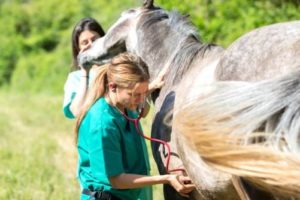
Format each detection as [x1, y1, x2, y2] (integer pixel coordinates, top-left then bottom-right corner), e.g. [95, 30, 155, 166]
[108, 82, 117, 92]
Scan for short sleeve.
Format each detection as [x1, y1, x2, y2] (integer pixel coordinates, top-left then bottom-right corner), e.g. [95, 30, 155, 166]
[63, 73, 79, 119]
[88, 121, 124, 179]
[63, 92, 76, 119]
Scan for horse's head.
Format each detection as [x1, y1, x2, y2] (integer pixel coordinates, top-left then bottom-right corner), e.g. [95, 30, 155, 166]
[77, 0, 159, 69]
[78, 0, 201, 80]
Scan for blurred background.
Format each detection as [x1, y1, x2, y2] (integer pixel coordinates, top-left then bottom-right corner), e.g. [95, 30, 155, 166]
[0, 0, 299, 199]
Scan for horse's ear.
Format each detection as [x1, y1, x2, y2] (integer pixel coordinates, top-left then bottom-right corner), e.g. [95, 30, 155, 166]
[143, 0, 154, 9]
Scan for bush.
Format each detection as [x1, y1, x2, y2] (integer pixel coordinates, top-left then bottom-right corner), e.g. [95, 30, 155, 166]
[1, 0, 300, 93]
[156, 0, 300, 46]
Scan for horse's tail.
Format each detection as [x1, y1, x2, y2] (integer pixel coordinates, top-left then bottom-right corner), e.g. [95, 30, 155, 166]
[173, 70, 300, 197]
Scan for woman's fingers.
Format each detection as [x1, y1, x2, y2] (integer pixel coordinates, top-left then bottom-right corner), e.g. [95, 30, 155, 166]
[169, 174, 195, 194]
[181, 184, 196, 193]
[79, 44, 92, 54]
[178, 175, 192, 184]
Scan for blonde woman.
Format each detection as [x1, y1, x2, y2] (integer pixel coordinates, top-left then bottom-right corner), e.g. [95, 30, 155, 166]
[75, 53, 195, 200]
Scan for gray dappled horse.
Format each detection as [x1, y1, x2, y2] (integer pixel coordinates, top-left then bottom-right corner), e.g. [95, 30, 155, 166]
[79, 0, 300, 199]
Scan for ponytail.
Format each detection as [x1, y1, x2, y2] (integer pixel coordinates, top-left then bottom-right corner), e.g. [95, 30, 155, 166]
[75, 64, 109, 140]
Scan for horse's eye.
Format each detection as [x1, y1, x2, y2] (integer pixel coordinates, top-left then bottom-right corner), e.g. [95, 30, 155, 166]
[122, 9, 136, 15]
[127, 9, 136, 13]
[121, 9, 136, 17]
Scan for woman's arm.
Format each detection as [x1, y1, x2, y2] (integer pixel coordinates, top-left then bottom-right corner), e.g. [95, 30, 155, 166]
[148, 73, 165, 94]
[148, 63, 169, 93]
[69, 69, 89, 117]
[109, 173, 195, 197]
[141, 65, 168, 118]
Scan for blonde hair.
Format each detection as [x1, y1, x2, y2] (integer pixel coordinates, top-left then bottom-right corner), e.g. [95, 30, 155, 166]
[174, 71, 300, 197]
[75, 52, 150, 139]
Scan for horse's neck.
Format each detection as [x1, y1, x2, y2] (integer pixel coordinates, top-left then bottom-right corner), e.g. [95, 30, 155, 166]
[154, 44, 224, 111]
[137, 27, 200, 80]
[139, 41, 186, 81]
[167, 43, 223, 88]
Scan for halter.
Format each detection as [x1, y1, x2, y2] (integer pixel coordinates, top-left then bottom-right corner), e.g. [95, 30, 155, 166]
[118, 107, 185, 174]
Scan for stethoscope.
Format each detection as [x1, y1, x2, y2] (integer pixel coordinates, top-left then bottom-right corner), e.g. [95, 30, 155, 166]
[116, 102, 185, 174]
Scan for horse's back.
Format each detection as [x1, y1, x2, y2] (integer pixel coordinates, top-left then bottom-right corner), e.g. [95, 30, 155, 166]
[216, 20, 300, 81]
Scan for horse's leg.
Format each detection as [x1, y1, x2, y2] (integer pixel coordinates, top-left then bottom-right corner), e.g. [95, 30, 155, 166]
[151, 91, 191, 200]
[151, 92, 176, 175]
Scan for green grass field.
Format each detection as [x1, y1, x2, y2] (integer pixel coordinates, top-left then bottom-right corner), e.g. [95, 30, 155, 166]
[0, 90, 163, 200]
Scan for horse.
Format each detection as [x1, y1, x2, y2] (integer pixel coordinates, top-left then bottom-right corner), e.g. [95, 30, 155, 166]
[78, 0, 300, 199]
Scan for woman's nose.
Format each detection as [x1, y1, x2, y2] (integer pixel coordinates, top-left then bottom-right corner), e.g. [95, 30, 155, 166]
[138, 95, 146, 104]
[80, 41, 93, 53]
[87, 40, 93, 47]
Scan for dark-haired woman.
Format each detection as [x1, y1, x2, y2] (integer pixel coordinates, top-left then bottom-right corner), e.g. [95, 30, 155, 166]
[63, 17, 105, 118]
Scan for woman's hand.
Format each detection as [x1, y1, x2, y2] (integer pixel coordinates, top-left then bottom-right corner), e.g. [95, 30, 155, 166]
[148, 74, 165, 91]
[167, 174, 195, 197]
[148, 69, 166, 92]
[79, 47, 93, 71]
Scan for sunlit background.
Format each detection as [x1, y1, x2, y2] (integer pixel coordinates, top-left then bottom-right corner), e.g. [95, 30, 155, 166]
[0, 0, 299, 199]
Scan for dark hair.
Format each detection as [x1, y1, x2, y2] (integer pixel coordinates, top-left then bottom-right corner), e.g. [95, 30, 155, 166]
[71, 17, 105, 69]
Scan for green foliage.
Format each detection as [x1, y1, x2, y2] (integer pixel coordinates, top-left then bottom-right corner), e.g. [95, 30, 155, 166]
[156, 0, 300, 46]
[10, 48, 70, 94]
[0, 0, 139, 93]
[0, 0, 299, 93]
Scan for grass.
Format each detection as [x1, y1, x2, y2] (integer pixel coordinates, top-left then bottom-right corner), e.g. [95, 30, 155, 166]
[0, 90, 163, 200]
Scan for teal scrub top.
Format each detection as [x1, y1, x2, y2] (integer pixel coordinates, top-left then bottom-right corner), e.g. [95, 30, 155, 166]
[77, 97, 152, 200]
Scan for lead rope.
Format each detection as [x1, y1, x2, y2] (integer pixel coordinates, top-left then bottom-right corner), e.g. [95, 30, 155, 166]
[120, 108, 185, 174]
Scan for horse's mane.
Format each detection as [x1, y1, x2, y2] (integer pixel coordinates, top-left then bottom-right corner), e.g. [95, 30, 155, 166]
[139, 9, 218, 85]
[140, 9, 200, 41]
